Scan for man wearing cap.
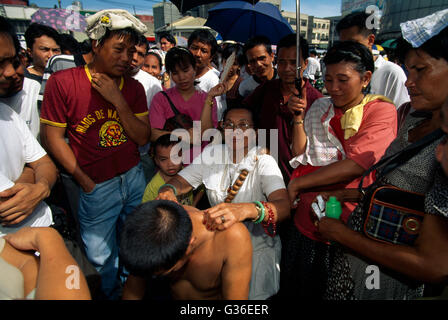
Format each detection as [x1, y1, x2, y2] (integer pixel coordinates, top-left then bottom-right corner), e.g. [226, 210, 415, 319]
[40, 9, 151, 299]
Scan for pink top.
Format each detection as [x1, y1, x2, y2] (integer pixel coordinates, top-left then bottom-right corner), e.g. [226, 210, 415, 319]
[149, 86, 218, 164]
[149, 86, 218, 129]
[293, 99, 398, 242]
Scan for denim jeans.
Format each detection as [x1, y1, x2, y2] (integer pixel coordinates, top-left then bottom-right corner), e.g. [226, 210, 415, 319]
[77, 163, 145, 299]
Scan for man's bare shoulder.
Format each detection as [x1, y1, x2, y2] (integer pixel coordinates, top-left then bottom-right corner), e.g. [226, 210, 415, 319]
[215, 223, 252, 255]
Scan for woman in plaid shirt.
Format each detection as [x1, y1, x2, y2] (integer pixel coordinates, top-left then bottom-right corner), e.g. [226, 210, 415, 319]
[280, 41, 397, 299]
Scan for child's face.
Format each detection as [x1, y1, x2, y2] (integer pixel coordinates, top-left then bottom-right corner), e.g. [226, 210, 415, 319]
[436, 100, 448, 176]
[154, 145, 183, 177]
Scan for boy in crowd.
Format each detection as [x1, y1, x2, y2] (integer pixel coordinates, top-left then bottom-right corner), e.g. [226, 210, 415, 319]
[142, 134, 194, 205]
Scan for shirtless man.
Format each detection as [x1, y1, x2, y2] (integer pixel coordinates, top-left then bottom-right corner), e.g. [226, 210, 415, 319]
[120, 200, 252, 300]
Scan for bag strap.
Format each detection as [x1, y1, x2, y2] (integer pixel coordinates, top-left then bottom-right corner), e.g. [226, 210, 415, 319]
[358, 128, 444, 194]
[161, 91, 180, 116]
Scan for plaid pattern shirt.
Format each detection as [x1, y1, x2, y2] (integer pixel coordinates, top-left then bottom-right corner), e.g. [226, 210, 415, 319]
[290, 97, 346, 169]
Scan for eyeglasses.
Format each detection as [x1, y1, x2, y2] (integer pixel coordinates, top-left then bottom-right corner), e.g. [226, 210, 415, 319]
[221, 121, 253, 131]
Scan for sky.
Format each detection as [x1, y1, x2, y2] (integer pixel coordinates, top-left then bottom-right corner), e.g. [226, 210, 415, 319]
[31, 0, 341, 17]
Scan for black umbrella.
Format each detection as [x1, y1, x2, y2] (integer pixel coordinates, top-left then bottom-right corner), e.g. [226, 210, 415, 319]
[170, 0, 259, 14]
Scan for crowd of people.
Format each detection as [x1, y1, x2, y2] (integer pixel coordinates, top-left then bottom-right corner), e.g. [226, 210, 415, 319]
[0, 6, 447, 301]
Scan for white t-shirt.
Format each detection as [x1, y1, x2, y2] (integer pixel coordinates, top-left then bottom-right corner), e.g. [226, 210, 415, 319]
[180, 144, 285, 205]
[238, 75, 261, 98]
[0, 104, 52, 236]
[195, 68, 226, 121]
[132, 69, 163, 110]
[371, 55, 410, 109]
[303, 56, 321, 80]
[0, 78, 41, 138]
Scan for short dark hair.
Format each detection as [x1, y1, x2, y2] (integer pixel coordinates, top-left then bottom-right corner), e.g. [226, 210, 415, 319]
[188, 29, 218, 56]
[120, 200, 193, 277]
[164, 46, 196, 73]
[277, 33, 309, 61]
[153, 134, 180, 153]
[59, 33, 80, 54]
[97, 27, 139, 47]
[323, 40, 374, 75]
[137, 34, 148, 52]
[0, 16, 21, 54]
[24, 23, 60, 50]
[159, 32, 176, 45]
[396, 26, 448, 64]
[243, 35, 272, 56]
[336, 11, 377, 37]
[222, 43, 246, 67]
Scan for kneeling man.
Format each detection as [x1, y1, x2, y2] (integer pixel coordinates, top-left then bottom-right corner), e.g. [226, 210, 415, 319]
[120, 200, 252, 300]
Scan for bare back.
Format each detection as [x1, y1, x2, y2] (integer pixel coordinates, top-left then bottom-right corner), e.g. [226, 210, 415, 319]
[123, 206, 252, 300]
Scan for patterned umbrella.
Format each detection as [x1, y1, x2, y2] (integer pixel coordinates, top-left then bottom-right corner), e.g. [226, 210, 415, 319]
[31, 8, 87, 32]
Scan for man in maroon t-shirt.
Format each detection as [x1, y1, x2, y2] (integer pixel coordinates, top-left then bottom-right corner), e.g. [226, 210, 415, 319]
[244, 34, 323, 184]
[40, 10, 150, 299]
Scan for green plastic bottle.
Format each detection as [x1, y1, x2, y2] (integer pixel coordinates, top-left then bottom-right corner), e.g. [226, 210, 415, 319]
[325, 196, 342, 219]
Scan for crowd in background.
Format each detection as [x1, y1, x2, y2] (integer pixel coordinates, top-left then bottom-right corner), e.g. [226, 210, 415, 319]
[0, 7, 447, 301]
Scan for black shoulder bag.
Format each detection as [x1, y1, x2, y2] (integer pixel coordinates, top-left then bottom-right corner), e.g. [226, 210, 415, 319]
[161, 91, 193, 131]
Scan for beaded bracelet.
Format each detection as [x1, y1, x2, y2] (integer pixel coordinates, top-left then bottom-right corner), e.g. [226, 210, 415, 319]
[158, 183, 178, 196]
[252, 201, 265, 224]
[261, 201, 277, 238]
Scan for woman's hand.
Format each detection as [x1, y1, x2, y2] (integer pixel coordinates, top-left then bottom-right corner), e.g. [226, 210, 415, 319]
[207, 83, 227, 99]
[203, 202, 254, 231]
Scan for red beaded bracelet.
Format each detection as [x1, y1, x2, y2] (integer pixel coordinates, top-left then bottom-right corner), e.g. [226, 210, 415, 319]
[261, 201, 277, 238]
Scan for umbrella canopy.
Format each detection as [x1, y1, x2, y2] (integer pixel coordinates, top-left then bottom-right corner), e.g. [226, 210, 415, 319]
[31, 8, 87, 33]
[205, 1, 294, 45]
[170, 0, 259, 14]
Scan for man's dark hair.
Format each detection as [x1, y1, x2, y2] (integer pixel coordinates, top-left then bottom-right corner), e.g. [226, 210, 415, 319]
[277, 33, 309, 61]
[159, 32, 176, 46]
[24, 23, 60, 50]
[120, 200, 193, 277]
[243, 35, 272, 56]
[222, 43, 246, 67]
[0, 16, 21, 54]
[188, 29, 218, 57]
[165, 46, 196, 73]
[396, 26, 448, 64]
[79, 39, 92, 54]
[323, 40, 374, 75]
[310, 49, 317, 56]
[153, 134, 180, 154]
[336, 11, 377, 37]
[136, 34, 149, 52]
[97, 27, 139, 47]
[59, 33, 80, 54]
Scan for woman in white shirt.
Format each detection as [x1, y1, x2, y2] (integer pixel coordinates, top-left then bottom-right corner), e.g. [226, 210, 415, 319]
[157, 106, 290, 300]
